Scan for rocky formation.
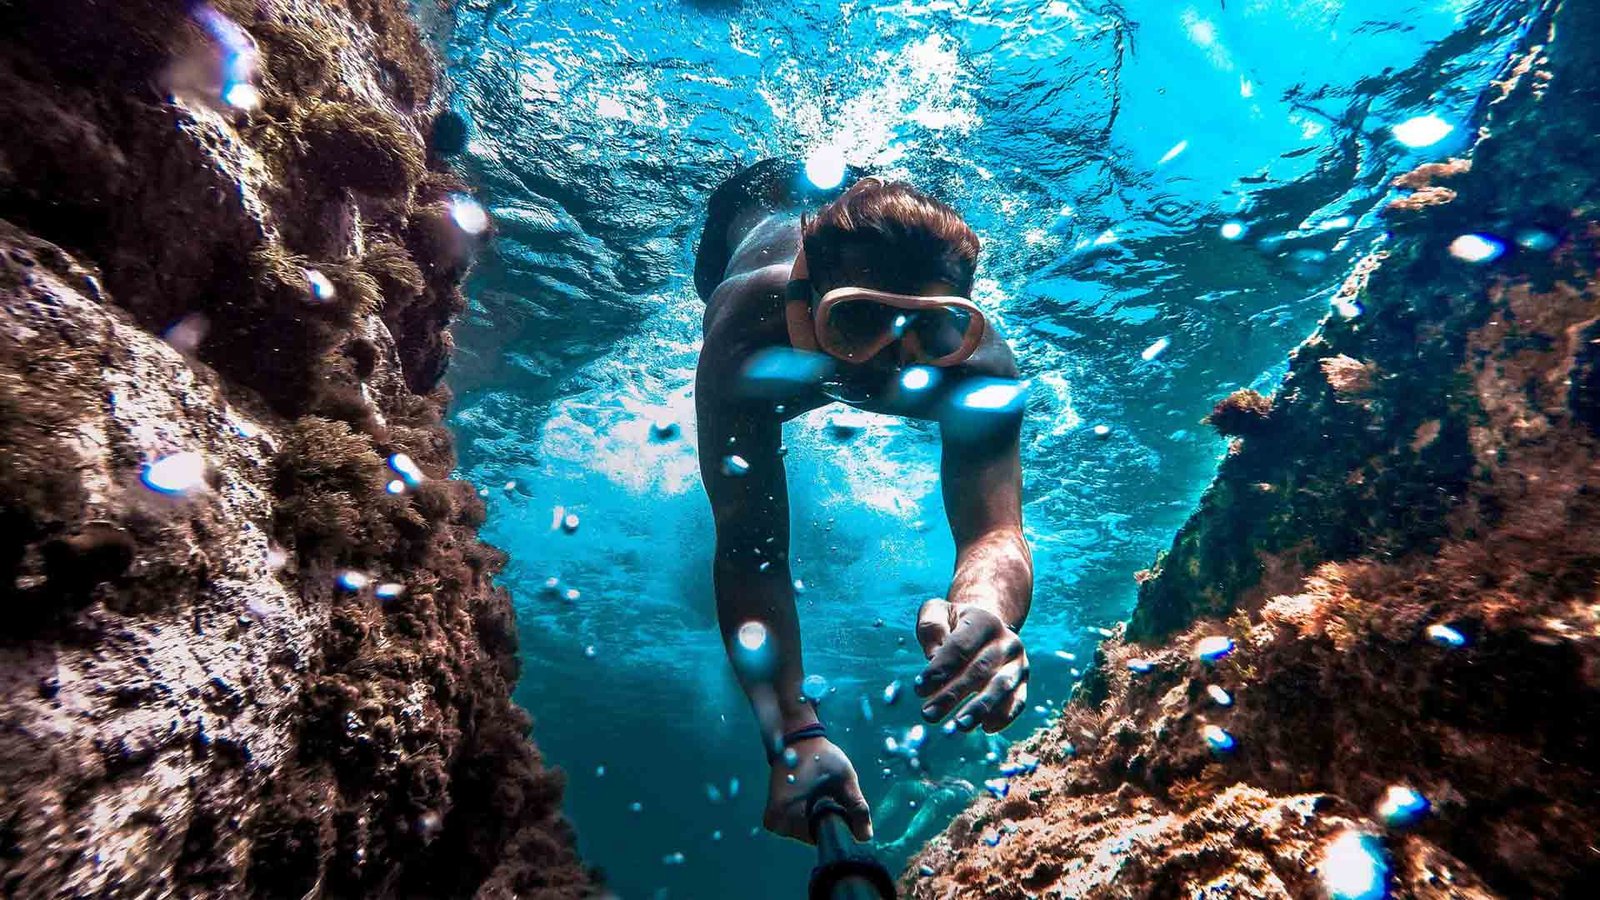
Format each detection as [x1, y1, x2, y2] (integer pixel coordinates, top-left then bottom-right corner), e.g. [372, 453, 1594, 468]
[0, 2, 588, 897]
[910, 0, 1599, 897]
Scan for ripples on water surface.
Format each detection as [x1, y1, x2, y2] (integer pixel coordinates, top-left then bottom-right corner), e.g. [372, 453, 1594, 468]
[436, 0, 1537, 894]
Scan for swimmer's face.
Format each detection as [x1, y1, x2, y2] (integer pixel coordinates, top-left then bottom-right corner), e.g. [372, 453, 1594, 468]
[811, 251, 962, 374]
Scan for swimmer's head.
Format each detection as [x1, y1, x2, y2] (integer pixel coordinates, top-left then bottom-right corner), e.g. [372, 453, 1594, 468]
[801, 179, 980, 300]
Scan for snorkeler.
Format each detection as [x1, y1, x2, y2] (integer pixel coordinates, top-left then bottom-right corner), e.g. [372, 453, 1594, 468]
[693, 159, 1033, 845]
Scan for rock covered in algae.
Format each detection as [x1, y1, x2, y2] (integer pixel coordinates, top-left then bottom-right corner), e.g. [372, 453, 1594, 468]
[0, 2, 587, 897]
[909, 1, 1600, 897]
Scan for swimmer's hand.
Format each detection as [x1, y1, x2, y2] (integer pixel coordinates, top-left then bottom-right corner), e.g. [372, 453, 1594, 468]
[914, 600, 1029, 733]
[764, 737, 872, 844]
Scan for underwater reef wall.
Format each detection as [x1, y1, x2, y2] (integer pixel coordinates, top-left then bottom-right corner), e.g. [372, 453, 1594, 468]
[0, 1, 588, 897]
[912, 0, 1599, 897]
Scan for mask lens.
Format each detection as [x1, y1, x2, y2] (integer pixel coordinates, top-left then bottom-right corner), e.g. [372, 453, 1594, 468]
[824, 298, 903, 356]
[910, 306, 974, 359]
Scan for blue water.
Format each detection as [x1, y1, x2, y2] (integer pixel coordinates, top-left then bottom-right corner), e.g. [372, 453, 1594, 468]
[437, 1, 1534, 896]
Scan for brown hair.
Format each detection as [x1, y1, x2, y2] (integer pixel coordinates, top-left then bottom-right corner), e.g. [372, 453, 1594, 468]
[801, 178, 980, 297]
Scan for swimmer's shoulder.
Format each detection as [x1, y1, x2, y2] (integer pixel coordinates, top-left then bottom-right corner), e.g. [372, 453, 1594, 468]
[703, 263, 791, 349]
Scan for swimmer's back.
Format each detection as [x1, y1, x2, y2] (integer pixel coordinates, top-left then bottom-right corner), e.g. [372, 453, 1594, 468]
[693, 158, 862, 302]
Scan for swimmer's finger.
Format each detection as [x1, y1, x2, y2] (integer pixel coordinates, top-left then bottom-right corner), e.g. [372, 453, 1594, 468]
[955, 658, 1024, 733]
[916, 612, 991, 697]
[982, 667, 1028, 734]
[920, 643, 1006, 722]
[915, 598, 953, 659]
[838, 778, 874, 842]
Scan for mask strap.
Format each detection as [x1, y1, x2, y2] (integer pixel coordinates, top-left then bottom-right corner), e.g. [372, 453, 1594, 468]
[785, 234, 821, 351]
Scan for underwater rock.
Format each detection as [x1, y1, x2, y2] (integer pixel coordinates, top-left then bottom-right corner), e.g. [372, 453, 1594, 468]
[910, 2, 1600, 897]
[1204, 388, 1274, 438]
[0, 2, 586, 898]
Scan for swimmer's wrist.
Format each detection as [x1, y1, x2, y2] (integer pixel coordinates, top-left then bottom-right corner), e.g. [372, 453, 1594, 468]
[778, 706, 820, 733]
[954, 597, 1022, 632]
[766, 722, 828, 765]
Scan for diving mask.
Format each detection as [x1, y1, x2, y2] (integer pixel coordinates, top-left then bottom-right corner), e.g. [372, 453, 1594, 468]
[784, 247, 987, 367]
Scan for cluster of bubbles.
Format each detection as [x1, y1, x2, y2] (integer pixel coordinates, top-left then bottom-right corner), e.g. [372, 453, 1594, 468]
[1445, 223, 1560, 267]
[541, 576, 582, 603]
[735, 347, 1032, 427]
[550, 505, 581, 534]
[336, 569, 405, 600]
[385, 453, 426, 495]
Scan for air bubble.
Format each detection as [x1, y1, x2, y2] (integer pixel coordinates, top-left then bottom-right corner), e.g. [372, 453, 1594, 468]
[141, 451, 208, 495]
[1391, 114, 1453, 148]
[1448, 234, 1505, 264]
[1375, 785, 1429, 829]
[387, 453, 424, 487]
[804, 145, 847, 190]
[1140, 336, 1171, 362]
[1203, 724, 1235, 754]
[450, 195, 490, 235]
[802, 675, 828, 702]
[1425, 623, 1466, 647]
[1320, 830, 1389, 900]
[737, 621, 768, 651]
[1195, 635, 1234, 662]
[306, 269, 336, 302]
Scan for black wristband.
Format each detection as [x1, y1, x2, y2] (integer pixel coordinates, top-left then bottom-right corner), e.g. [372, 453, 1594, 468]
[767, 722, 827, 763]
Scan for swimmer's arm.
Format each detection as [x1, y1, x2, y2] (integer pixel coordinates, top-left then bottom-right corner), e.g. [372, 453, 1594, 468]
[938, 411, 1032, 630]
[696, 340, 817, 750]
